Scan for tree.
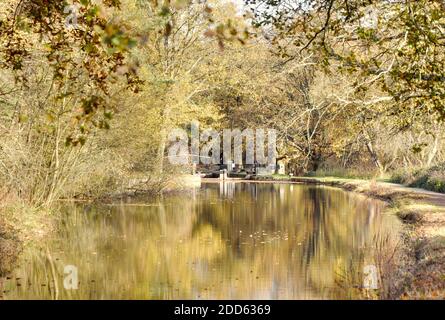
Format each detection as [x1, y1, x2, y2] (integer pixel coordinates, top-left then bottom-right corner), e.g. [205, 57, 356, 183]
[0, 0, 141, 145]
[247, 0, 445, 120]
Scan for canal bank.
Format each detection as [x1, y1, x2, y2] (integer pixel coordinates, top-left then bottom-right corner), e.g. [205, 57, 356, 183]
[0, 204, 55, 283]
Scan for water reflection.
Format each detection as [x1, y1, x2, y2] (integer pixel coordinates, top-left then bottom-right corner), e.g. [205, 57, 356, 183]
[3, 183, 400, 299]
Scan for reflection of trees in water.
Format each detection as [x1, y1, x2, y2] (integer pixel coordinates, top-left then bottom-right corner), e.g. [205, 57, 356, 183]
[6, 184, 395, 299]
[193, 183, 388, 297]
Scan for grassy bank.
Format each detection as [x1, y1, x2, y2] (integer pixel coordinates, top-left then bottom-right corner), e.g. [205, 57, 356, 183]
[250, 175, 445, 299]
[0, 218, 20, 277]
[303, 165, 445, 195]
[0, 203, 55, 278]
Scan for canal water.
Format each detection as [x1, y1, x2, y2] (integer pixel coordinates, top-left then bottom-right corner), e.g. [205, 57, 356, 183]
[2, 182, 400, 299]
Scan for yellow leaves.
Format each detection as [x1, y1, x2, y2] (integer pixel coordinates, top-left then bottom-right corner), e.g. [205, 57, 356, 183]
[172, 0, 190, 10]
[18, 114, 28, 123]
[42, 44, 53, 52]
[205, 19, 250, 50]
[45, 112, 55, 123]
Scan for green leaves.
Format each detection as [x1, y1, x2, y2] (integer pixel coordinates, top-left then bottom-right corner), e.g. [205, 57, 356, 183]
[85, 5, 100, 22]
[158, 5, 171, 17]
[101, 24, 138, 53]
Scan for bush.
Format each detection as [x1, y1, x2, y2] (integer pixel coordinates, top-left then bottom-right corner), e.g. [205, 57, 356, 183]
[390, 163, 445, 193]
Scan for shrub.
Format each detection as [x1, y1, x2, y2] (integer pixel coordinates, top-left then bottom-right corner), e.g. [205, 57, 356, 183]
[390, 163, 445, 193]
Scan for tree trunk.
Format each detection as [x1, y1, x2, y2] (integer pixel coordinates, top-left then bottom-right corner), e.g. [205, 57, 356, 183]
[156, 127, 166, 175]
[426, 135, 439, 167]
[366, 140, 384, 174]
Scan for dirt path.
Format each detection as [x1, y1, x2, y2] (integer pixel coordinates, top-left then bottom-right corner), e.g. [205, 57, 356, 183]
[381, 182, 445, 206]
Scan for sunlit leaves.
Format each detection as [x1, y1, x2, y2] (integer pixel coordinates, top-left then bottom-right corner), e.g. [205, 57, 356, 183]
[248, 0, 445, 120]
[0, 0, 141, 145]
